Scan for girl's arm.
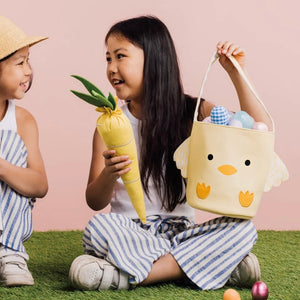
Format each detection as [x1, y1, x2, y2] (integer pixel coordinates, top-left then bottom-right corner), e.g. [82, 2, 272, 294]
[217, 41, 273, 129]
[200, 100, 215, 120]
[0, 107, 48, 198]
[85, 129, 132, 211]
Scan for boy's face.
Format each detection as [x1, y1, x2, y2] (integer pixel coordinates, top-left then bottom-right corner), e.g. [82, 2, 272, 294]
[0, 46, 32, 101]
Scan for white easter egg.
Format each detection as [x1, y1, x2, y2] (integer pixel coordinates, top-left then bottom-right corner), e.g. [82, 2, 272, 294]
[228, 119, 243, 128]
[203, 116, 211, 123]
[252, 122, 268, 131]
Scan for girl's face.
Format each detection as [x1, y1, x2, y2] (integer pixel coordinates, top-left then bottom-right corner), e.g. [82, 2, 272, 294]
[0, 46, 32, 101]
[106, 34, 144, 102]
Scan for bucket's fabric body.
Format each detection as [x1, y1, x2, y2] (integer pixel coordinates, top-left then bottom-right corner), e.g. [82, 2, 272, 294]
[174, 52, 288, 219]
[186, 122, 274, 218]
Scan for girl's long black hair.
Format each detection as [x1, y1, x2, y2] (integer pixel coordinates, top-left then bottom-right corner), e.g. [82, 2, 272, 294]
[106, 16, 199, 211]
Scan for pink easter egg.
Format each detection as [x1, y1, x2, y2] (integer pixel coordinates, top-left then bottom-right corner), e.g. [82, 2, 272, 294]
[251, 281, 269, 300]
[252, 122, 268, 131]
[202, 116, 211, 123]
[227, 111, 234, 123]
[228, 119, 243, 128]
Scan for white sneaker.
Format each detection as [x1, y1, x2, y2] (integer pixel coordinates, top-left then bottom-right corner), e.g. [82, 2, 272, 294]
[69, 254, 130, 290]
[0, 248, 34, 286]
[227, 252, 261, 288]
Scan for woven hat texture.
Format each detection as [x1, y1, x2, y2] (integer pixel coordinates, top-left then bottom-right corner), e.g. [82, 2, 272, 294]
[0, 16, 47, 60]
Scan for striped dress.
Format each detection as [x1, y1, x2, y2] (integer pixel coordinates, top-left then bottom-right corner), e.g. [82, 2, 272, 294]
[82, 103, 258, 290]
[0, 100, 33, 254]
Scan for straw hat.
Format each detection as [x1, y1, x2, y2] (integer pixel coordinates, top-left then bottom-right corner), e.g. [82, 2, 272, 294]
[0, 16, 48, 60]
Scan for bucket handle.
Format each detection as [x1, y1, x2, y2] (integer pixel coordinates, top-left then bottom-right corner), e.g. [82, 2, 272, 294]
[193, 51, 275, 131]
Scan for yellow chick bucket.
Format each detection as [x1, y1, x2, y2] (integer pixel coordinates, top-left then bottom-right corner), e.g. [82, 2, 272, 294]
[174, 52, 288, 219]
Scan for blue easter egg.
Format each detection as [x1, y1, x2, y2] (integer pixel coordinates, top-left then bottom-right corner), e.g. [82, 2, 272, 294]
[210, 105, 230, 125]
[232, 111, 254, 129]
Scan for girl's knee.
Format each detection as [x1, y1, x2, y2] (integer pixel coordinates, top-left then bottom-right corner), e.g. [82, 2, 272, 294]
[85, 213, 124, 232]
[213, 217, 257, 242]
[234, 218, 257, 243]
[89, 213, 107, 223]
[85, 213, 108, 232]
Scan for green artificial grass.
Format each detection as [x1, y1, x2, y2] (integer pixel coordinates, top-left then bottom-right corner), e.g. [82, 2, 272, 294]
[0, 231, 299, 299]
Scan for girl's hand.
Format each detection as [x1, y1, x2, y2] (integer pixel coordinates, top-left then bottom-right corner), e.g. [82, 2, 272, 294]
[102, 149, 131, 180]
[217, 41, 245, 73]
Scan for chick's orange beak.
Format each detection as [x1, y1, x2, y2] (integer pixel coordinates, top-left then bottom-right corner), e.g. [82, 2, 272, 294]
[218, 164, 237, 175]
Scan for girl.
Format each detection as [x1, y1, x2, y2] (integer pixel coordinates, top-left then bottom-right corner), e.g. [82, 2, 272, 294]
[69, 16, 270, 291]
[0, 16, 48, 286]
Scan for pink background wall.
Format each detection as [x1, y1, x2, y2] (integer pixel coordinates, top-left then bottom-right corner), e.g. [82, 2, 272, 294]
[2, 0, 299, 231]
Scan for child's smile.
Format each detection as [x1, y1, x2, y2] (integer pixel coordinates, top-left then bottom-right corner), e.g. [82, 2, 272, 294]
[112, 79, 125, 86]
[106, 34, 144, 103]
[20, 81, 29, 92]
[0, 47, 32, 101]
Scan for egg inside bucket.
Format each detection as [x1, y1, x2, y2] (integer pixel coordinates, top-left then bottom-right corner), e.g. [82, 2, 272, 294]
[210, 105, 230, 125]
[252, 122, 268, 131]
[228, 118, 243, 128]
[232, 111, 254, 129]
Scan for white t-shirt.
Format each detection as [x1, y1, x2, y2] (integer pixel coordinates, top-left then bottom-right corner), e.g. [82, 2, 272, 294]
[110, 103, 195, 221]
[0, 100, 17, 131]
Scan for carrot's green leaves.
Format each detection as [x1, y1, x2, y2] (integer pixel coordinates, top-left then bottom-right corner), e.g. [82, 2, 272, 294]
[108, 92, 117, 110]
[71, 75, 115, 110]
[71, 75, 105, 98]
[70, 90, 106, 108]
[91, 90, 114, 109]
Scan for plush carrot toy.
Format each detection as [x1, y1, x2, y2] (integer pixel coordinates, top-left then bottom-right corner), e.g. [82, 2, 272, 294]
[71, 75, 146, 223]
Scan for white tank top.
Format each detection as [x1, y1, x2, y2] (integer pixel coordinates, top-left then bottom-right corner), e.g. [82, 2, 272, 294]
[110, 103, 195, 221]
[0, 100, 17, 131]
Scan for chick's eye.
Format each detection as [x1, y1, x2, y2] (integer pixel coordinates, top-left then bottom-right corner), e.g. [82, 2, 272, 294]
[245, 160, 251, 166]
[106, 56, 111, 62]
[117, 53, 125, 59]
[207, 154, 213, 160]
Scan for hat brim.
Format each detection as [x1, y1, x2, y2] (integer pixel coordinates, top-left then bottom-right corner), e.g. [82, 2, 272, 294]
[0, 36, 48, 60]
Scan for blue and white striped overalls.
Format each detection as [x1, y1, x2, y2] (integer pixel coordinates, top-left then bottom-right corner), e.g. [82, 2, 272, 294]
[0, 130, 33, 254]
[83, 212, 257, 290]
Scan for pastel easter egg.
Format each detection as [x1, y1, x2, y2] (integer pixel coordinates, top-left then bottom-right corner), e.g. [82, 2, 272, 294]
[228, 118, 243, 128]
[252, 122, 268, 131]
[202, 116, 211, 123]
[233, 111, 254, 129]
[223, 288, 241, 300]
[210, 105, 230, 125]
[227, 111, 234, 123]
